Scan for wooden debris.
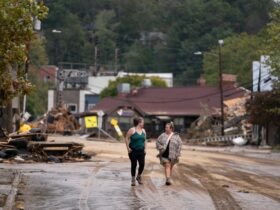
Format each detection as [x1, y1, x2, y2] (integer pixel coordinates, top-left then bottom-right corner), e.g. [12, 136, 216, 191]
[45, 106, 80, 134]
[28, 142, 84, 162]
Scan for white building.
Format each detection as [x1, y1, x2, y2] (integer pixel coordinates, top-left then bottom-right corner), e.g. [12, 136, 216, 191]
[48, 71, 173, 113]
[252, 56, 277, 92]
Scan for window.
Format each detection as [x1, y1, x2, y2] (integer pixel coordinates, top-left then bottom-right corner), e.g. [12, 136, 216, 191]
[87, 103, 96, 111]
[119, 117, 130, 124]
[67, 104, 77, 113]
[174, 118, 184, 125]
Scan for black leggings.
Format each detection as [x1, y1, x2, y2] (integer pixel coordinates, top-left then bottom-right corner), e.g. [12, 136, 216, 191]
[129, 150, 145, 177]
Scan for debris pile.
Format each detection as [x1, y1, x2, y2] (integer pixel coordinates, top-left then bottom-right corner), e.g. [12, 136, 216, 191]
[223, 96, 252, 136]
[45, 107, 80, 134]
[0, 127, 90, 163]
[186, 96, 252, 142]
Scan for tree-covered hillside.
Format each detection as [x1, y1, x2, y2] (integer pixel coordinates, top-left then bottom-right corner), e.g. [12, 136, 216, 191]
[43, 0, 276, 85]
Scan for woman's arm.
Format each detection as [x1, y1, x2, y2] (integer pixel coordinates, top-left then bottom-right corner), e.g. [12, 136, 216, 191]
[125, 128, 133, 153]
[176, 135, 183, 157]
[143, 129, 147, 154]
[156, 133, 165, 151]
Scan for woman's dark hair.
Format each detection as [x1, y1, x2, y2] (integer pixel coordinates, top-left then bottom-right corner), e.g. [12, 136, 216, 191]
[133, 117, 143, 127]
[166, 121, 175, 131]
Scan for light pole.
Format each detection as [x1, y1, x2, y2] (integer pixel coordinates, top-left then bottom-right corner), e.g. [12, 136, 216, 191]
[218, 39, 225, 136]
[22, 17, 42, 116]
[52, 29, 62, 65]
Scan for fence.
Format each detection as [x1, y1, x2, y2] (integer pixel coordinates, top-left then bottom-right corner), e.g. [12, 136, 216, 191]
[187, 134, 252, 143]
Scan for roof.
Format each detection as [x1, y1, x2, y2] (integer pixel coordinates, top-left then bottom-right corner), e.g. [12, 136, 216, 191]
[90, 86, 248, 117]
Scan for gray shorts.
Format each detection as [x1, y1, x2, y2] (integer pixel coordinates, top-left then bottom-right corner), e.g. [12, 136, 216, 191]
[160, 157, 178, 165]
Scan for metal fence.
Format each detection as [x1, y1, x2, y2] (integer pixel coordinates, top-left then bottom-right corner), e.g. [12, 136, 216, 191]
[187, 134, 252, 143]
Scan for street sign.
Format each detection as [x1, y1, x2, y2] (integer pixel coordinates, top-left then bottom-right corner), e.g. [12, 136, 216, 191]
[110, 118, 118, 126]
[97, 110, 104, 117]
[114, 125, 123, 137]
[85, 116, 97, 128]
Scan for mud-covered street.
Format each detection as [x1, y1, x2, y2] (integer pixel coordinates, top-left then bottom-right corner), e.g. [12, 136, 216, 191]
[0, 136, 280, 210]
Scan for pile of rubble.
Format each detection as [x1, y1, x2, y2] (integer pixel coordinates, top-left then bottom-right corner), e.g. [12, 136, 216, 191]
[39, 106, 80, 134]
[186, 96, 252, 141]
[0, 128, 90, 163]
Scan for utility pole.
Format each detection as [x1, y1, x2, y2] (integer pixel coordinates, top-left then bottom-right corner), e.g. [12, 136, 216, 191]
[22, 43, 30, 115]
[94, 47, 98, 73]
[257, 58, 263, 145]
[115, 48, 119, 72]
[56, 67, 64, 107]
[257, 60, 262, 92]
[218, 40, 225, 136]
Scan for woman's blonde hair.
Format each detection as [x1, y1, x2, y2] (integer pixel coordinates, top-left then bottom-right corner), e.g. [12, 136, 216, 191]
[166, 121, 175, 131]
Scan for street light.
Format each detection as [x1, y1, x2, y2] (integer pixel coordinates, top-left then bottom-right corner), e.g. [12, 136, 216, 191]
[218, 39, 225, 136]
[52, 29, 62, 33]
[194, 51, 203, 55]
[195, 42, 224, 136]
[52, 29, 62, 65]
[22, 17, 42, 116]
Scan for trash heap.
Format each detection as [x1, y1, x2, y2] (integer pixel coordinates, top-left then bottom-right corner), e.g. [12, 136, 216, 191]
[44, 107, 80, 134]
[0, 128, 90, 163]
[186, 96, 252, 140]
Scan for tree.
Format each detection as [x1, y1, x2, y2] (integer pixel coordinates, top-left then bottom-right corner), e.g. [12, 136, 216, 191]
[100, 75, 167, 98]
[44, 2, 85, 64]
[247, 90, 280, 126]
[203, 33, 263, 87]
[0, 0, 48, 106]
[0, 0, 48, 131]
[27, 34, 50, 118]
[262, 7, 280, 84]
[42, 0, 275, 85]
[94, 10, 119, 66]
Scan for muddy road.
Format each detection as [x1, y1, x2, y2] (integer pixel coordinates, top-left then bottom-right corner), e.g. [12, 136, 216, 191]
[0, 136, 279, 210]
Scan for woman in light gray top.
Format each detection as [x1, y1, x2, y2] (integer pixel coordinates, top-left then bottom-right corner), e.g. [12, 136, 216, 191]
[156, 122, 182, 185]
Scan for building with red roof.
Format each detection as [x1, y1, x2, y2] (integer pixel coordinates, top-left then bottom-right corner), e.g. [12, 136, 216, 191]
[88, 77, 249, 137]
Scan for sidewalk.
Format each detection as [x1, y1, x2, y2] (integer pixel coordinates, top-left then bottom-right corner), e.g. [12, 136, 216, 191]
[183, 145, 280, 160]
[0, 169, 20, 210]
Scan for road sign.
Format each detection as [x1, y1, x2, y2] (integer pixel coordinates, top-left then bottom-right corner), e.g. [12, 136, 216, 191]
[114, 125, 123, 137]
[85, 116, 97, 128]
[110, 118, 118, 126]
[97, 110, 104, 117]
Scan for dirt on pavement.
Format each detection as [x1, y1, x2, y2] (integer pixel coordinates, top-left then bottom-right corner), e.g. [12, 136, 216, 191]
[0, 135, 279, 210]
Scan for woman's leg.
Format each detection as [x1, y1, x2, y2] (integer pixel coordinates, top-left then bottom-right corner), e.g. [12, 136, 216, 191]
[129, 152, 137, 182]
[135, 151, 145, 184]
[164, 162, 171, 179]
[170, 164, 174, 177]
[164, 162, 172, 185]
[137, 151, 145, 176]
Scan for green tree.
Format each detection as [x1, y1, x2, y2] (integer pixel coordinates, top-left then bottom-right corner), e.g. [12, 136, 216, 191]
[203, 33, 262, 87]
[27, 34, 50, 118]
[100, 75, 167, 98]
[94, 10, 119, 67]
[45, 2, 85, 64]
[124, 43, 155, 72]
[42, 0, 275, 85]
[0, 0, 48, 106]
[247, 90, 280, 126]
[262, 7, 280, 83]
[0, 0, 48, 131]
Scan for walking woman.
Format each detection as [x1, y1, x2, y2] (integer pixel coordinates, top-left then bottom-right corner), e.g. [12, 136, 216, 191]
[125, 117, 146, 186]
[156, 122, 182, 185]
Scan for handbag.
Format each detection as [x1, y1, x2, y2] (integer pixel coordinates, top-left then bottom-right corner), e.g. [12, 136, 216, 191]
[157, 132, 173, 158]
